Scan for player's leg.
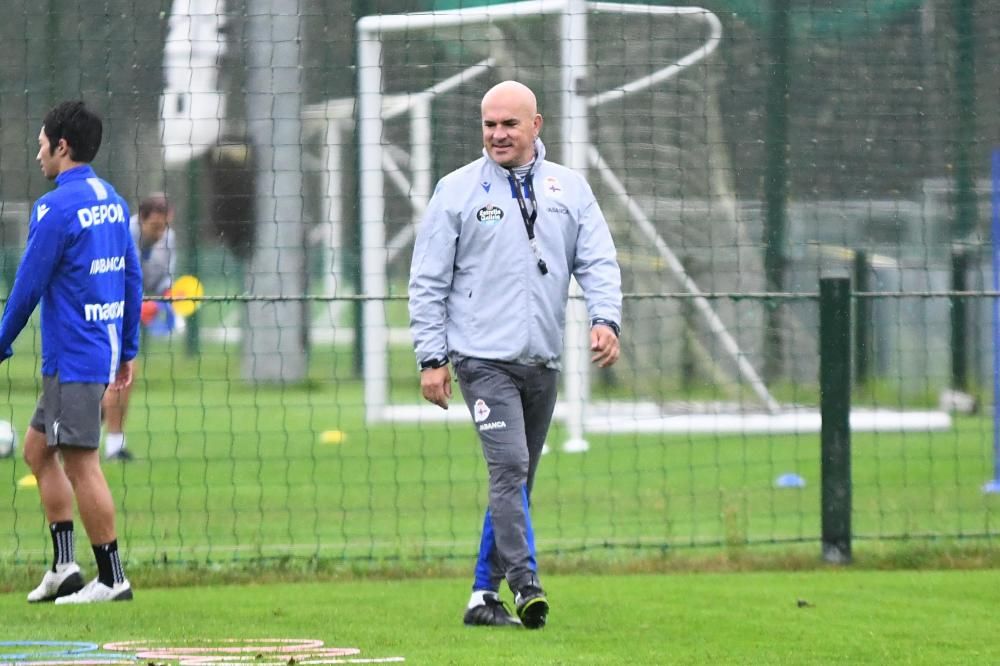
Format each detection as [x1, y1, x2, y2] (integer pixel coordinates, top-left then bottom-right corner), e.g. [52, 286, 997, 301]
[521, 365, 558, 500]
[100, 360, 135, 461]
[512, 364, 559, 628]
[23, 378, 84, 602]
[456, 359, 527, 625]
[470, 369, 559, 599]
[51, 381, 132, 604]
[461, 362, 556, 612]
[456, 358, 537, 625]
[472, 509, 505, 592]
[464, 509, 520, 626]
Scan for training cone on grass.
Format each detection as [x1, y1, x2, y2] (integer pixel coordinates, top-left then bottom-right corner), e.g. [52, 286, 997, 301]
[17, 474, 37, 487]
[775, 473, 806, 488]
[320, 430, 346, 445]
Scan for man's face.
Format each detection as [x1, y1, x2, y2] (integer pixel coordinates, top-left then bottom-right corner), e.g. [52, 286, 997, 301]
[140, 212, 171, 247]
[36, 127, 62, 181]
[482, 94, 541, 168]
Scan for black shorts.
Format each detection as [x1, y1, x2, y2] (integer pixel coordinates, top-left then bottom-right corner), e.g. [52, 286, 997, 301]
[30, 375, 106, 448]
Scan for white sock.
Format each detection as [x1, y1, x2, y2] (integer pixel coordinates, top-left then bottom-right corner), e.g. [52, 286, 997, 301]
[105, 432, 125, 457]
[467, 590, 498, 608]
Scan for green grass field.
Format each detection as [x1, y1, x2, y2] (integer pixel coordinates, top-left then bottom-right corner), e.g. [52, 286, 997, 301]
[0, 306, 997, 664]
[0, 570, 997, 664]
[1, 308, 998, 569]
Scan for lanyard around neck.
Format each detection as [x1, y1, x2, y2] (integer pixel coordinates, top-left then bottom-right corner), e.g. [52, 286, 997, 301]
[506, 170, 548, 276]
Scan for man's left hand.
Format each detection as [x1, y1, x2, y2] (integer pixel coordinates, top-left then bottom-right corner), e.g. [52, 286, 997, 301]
[112, 359, 135, 391]
[590, 325, 620, 368]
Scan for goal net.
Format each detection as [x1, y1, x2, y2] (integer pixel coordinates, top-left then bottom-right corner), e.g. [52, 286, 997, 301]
[351, 0, 949, 446]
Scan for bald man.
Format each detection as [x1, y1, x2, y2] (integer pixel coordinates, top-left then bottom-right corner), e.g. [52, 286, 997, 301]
[408, 81, 623, 629]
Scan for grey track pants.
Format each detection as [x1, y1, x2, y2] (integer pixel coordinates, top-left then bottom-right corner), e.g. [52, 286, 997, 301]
[455, 357, 558, 593]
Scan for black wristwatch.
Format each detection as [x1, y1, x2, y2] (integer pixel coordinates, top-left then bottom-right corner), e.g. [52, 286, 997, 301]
[420, 357, 449, 370]
[591, 317, 621, 339]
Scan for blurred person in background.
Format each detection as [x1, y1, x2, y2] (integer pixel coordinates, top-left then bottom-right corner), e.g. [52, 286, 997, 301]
[101, 192, 176, 461]
[408, 80, 622, 629]
[0, 100, 140, 603]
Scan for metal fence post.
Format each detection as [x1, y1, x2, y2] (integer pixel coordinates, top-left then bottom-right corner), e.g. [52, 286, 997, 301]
[820, 277, 852, 563]
[951, 247, 969, 391]
[853, 250, 871, 387]
[763, 0, 791, 382]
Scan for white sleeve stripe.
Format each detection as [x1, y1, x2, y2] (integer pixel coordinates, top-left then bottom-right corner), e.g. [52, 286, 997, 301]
[86, 178, 108, 200]
[107, 323, 119, 383]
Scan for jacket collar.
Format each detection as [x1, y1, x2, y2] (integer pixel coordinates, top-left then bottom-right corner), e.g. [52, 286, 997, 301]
[55, 164, 96, 186]
[482, 138, 547, 177]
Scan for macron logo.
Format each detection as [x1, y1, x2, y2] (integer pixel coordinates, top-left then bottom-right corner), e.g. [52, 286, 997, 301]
[84, 300, 125, 322]
[37, 204, 50, 220]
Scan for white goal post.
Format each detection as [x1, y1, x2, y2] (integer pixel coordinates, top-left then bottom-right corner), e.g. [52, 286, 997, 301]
[353, 0, 951, 445]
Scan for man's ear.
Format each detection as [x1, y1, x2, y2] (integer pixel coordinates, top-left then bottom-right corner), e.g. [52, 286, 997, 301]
[55, 138, 70, 157]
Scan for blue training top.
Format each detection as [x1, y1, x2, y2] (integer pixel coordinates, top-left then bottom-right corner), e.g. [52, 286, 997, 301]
[0, 164, 142, 383]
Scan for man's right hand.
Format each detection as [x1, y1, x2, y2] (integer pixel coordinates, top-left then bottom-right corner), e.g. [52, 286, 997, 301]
[420, 366, 452, 409]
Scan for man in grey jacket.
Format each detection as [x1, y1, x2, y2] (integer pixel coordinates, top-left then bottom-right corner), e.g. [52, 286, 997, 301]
[408, 80, 622, 629]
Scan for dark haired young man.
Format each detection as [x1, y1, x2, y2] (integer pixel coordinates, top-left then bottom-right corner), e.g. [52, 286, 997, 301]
[0, 100, 142, 603]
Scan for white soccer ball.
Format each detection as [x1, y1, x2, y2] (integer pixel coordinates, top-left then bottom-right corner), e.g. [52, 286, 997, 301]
[0, 420, 17, 458]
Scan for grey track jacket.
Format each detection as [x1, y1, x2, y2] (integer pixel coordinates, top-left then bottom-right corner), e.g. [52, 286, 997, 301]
[129, 215, 176, 295]
[408, 139, 622, 370]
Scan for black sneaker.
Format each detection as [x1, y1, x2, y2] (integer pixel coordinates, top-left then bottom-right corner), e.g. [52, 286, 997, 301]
[105, 448, 134, 462]
[515, 587, 548, 629]
[463, 592, 521, 627]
